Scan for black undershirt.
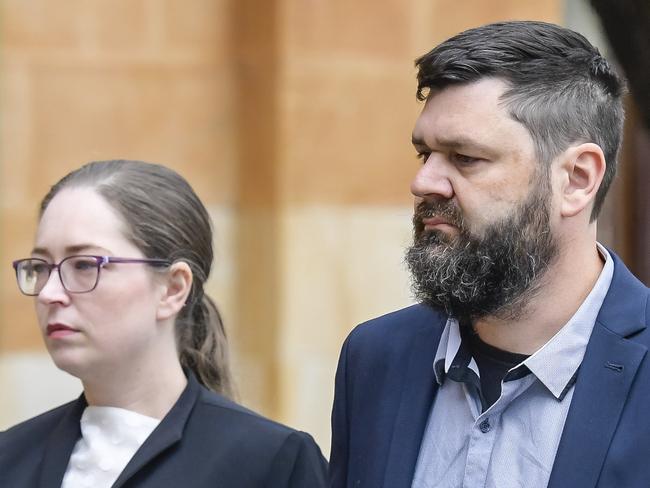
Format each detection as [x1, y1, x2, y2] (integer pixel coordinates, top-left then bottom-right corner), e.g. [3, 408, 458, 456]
[466, 328, 530, 410]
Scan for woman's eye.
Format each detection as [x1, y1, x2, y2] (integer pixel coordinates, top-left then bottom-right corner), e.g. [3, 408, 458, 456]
[31, 263, 49, 274]
[72, 260, 97, 271]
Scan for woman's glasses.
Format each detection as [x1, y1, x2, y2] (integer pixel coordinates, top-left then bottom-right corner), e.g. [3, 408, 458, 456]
[12, 255, 171, 296]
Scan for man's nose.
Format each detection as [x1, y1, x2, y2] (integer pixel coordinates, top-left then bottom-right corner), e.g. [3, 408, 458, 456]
[410, 154, 454, 200]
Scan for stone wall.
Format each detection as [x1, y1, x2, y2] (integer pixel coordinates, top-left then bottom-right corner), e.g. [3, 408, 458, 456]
[0, 0, 560, 452]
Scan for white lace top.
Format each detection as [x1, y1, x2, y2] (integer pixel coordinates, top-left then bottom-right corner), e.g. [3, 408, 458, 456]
[61, 406, 160, 488]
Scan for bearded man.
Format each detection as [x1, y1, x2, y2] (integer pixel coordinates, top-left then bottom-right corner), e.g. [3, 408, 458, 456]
[330, 21, 650, 488]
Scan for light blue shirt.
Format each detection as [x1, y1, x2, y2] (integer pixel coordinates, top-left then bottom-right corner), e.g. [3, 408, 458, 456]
[412, 245, 614, 488]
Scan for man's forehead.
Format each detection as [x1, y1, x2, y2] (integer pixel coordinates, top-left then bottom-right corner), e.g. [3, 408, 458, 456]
[421, 77, 511, 99]
[411, 80, 530, 150]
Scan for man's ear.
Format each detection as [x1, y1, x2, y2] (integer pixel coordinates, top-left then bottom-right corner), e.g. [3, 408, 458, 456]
[157, 261, 193, 321]
[558, 143, 606, 218]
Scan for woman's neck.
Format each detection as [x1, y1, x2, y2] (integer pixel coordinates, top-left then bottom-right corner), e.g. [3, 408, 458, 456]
[82, 360, 187, 420]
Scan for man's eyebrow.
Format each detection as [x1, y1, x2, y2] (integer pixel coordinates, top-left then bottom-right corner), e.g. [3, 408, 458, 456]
[411, 136, 427, 147]
[412, 135, 497, 156]
[436, 136, 493, 153]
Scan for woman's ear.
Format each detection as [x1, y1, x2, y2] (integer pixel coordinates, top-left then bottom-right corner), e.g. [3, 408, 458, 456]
[156, 261, 193, 321]
[558, 142, 606, 219]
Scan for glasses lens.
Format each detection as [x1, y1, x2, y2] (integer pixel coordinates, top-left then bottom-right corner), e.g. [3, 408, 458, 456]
[60, 256, 100, 293]
[16, 259, 50, 295]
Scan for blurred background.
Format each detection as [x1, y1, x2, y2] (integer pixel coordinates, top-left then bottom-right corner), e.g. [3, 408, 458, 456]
[1, 0, 648, 454]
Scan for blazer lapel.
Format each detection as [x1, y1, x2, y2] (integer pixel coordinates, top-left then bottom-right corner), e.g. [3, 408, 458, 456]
[548, 323, 646, 488]
[548, 253, 648, 488]
[382, 324, 441, 487]
[112, 373, 200, 488]
[38, 396, 87, 488]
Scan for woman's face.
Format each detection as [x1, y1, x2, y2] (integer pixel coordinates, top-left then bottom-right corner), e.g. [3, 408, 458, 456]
[33, 187, 167, 380]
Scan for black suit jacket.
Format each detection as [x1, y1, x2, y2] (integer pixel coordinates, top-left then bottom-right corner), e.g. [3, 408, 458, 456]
[0, 373, 328, 487]
[330, 251, 650, 487]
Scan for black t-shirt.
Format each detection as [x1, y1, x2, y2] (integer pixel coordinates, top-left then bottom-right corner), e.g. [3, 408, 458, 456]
[466, 328, 530, 410]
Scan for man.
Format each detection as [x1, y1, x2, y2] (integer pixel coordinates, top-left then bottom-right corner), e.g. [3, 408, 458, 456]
[330, 21, 650, 488]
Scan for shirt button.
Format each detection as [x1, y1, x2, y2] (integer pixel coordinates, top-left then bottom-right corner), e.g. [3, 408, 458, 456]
[479, 419, 491, 433]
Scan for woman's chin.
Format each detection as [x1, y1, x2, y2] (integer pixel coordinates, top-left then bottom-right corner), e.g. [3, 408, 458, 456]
[48, 352, 90, 380]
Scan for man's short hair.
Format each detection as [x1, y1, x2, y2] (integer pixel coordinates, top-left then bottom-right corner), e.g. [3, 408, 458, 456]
[415, 21, 626, 220]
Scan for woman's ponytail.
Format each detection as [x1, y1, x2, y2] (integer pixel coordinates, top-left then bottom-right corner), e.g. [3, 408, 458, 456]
[177, 292, 236, 398]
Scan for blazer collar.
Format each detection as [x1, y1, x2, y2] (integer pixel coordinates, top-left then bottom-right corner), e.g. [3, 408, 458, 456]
[548, 252, 649, 488]
[38, 396, 87, 488]
[38, 371, 202, 488]
[382, 317, 444, 487]
[112, 372, 201, 487]
[592, 250, 648, 337]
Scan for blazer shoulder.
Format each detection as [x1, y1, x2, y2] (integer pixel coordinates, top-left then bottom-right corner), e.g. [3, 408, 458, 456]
[189, 389, 328, 484]
[346, 303, 447, 351]
[1, 400, 77, 442]
[195, 388, 324, 453]
[0, 399, 79, 476]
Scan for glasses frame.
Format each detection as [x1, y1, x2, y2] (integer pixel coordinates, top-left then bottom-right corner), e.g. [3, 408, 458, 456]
[12, 255, 172, 296]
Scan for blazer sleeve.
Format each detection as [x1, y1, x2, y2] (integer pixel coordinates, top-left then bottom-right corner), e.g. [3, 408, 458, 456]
[329, 335, 351, 488]
[265, 431, 328, 487]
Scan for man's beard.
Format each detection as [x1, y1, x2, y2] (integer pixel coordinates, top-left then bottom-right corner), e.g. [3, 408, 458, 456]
[405, 178, 558, 321]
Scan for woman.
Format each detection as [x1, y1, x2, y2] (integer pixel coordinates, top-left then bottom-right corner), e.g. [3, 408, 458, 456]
[0, 160, 328, 487]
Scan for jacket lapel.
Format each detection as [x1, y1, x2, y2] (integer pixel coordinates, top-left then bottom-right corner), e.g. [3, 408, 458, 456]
[112, 373, 200, 488]
[547, 323, 646, 488]
[382, 323, 442, 487]
[548, 253, 649, 488]
[38, 396, 87, 488]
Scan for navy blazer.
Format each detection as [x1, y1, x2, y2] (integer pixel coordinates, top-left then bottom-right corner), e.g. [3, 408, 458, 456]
[0, 373, 328, 487]
[330, 252, 650, 487]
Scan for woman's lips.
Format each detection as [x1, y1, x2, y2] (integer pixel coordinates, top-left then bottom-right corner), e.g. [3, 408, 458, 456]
[46, 323, 79, 338]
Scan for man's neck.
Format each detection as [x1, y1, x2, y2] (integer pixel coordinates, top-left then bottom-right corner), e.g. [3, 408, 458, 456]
[472, 241, 605, 355]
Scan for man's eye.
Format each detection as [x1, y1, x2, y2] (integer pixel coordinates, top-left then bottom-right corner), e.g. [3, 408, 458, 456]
[452, 153, 479, 165]
[416, 152, 430, 163]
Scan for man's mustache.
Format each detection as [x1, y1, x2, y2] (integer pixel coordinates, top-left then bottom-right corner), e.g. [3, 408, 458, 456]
[413, 201, 465, 232]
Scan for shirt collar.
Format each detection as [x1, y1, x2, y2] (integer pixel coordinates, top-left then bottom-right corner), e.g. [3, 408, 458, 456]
[523, 244, 613, 399]
[434, 318, 480, 385]
[432, 243, 614, 400]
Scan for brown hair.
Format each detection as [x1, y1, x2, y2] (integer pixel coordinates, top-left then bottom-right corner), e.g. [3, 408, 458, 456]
[39, 160, 235, 398]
